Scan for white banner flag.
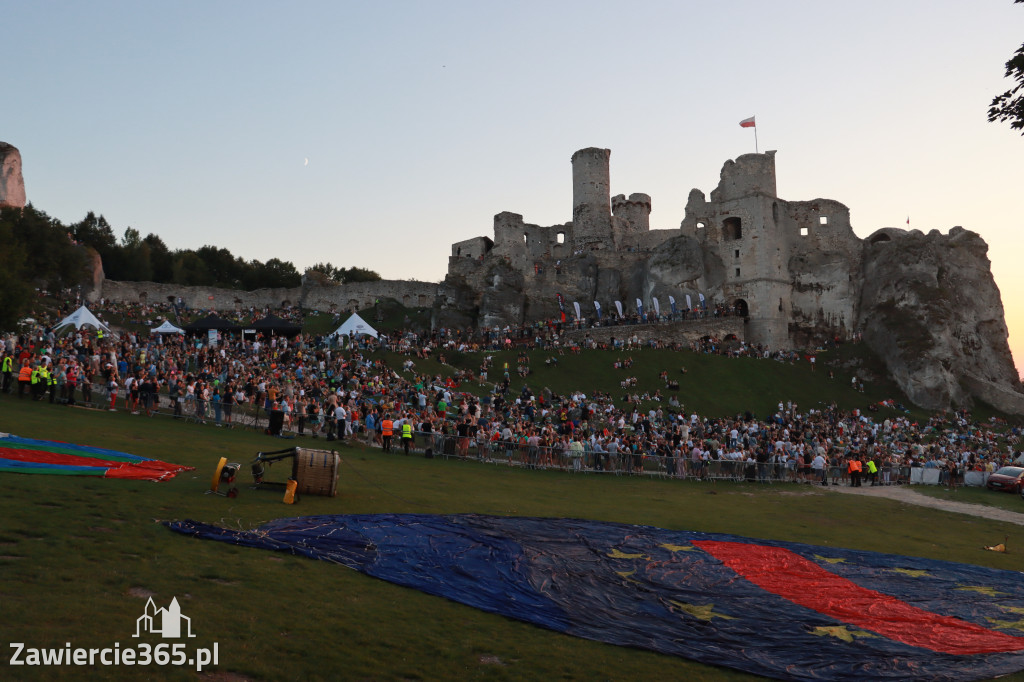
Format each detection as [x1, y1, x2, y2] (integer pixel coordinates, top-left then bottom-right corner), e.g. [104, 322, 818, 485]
[652, 297, 661, 316]
[685, 294, 692, 309]
[614, 300, 623, 318]
[573, 301, 581, 320]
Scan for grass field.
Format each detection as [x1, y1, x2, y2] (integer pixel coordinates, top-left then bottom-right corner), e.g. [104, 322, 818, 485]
[1, 393, 1023, 681]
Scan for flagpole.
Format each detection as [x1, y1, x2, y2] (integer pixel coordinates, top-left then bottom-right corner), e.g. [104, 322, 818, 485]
[754, 126, 759, 154]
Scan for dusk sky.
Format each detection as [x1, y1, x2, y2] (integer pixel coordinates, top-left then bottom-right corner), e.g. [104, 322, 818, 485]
[5, 1, 1022, 376]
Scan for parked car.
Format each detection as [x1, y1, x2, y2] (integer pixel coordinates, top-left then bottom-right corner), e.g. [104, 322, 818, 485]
[986, 466, 1024, 493]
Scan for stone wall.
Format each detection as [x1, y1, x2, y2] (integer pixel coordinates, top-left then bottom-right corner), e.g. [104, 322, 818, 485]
[93, 277, 441, 314]
[562, 318, 744, 348]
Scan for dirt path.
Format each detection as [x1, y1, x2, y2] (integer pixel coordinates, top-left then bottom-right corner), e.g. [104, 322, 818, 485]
[826, 484, 1024, 527]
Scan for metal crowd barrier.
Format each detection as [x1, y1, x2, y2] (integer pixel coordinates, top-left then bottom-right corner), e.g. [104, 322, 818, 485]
[18, 388, 1001, 488]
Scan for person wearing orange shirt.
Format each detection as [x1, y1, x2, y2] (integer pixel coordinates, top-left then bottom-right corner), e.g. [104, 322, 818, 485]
[381, 414, 394, 452]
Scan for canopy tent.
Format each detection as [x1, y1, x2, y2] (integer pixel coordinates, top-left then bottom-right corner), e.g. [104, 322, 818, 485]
[250, 314, 302, 337]
[331, 313, 378, 339]
[52, 305, 112, 334]
[183, 314, 241, 335]
[150, 320, 185, 334]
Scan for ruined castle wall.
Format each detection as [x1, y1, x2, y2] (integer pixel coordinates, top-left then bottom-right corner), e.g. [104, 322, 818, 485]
[709, 151, 777, 203]
[451, 236, 492, 259]
[561, 318, 744, 348]
[619, 229, 682, 252]
[784, 199, 862, 342]
[95, 279, 440, 315]
[786, 199, 858, 252]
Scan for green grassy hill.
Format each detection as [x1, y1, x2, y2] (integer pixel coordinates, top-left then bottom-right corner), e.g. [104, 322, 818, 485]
[1, 392, 1022, 681]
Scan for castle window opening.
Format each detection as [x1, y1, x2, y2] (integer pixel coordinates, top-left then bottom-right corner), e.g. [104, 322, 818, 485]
[735, 299, 749, 317]
[800, 227, 809, 237]
[734, 249, 739, 259]
[735, 268, 741, 277]
[819, 216, 828, 225]
[723, 217, 742, 240]
[696, 221, 705, 230]
[772, 202, 779, 224]
[556, 232, 565, 244]
[523, 233, 528, 244]
[457, 247, 462, 256]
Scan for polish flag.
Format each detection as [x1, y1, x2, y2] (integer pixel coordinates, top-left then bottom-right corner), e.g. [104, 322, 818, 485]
[739, 116, 756, 128]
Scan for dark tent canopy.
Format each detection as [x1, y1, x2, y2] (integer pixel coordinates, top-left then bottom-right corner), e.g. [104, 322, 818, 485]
[183, 314, 241, 335]
[249, 314, 302, 337]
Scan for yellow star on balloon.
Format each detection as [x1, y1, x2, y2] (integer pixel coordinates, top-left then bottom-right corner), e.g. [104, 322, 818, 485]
[660, 543, 696, 552]
[810, 626, 877, 643]
[812, 554, 846, 564]
[891, 568, 930, 578]
[607, 548, 646, 560]
[616, 570, 642, 584]
[669, 600, 736, 622]
[987, 617, 1024, 632]
[956, 586, 1009, 597]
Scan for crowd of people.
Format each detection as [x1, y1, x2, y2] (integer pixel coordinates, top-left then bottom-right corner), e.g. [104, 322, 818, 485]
[3, 298, 1022, 488]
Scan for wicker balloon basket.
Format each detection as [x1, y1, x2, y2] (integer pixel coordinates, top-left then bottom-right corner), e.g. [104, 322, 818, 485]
[292, 448, 340, 497]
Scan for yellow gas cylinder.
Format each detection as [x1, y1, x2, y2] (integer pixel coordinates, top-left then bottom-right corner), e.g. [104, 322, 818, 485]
[283, 478, 298, 504]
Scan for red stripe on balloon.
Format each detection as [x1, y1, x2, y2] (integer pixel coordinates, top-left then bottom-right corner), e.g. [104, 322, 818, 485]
[692, 540, 1024, 655]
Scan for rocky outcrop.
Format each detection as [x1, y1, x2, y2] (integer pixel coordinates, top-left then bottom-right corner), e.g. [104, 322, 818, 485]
[0, 142, 26, 208]
[859, 227, 1024, 413]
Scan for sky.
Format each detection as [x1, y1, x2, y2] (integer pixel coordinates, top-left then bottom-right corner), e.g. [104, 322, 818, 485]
[4, 1, 1022, 377]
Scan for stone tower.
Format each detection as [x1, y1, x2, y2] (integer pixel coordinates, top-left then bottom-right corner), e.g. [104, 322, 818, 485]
[612, 193, 652, 245]
[0, 142, 26, 209]
[685, 151, 791, 348]
[571, 147, 613, 251]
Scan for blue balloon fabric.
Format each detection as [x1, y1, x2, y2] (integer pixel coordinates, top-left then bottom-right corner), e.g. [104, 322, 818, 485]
[166, 514, 1024, 681]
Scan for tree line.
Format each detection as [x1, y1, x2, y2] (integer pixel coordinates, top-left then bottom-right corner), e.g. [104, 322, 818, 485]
[0, 204, 380, 328]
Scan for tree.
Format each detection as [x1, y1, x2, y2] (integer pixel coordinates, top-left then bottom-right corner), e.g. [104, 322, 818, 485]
[309, 262, 342, 281]
[0, 212, 32, 328]
[143, 233, 174, 282]
[989, 0, 1024, 134]
[339, 266, 382, 284]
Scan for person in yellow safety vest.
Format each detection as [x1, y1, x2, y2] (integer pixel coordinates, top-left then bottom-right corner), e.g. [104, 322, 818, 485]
[381, 414, 394, 452]
[1, 354, 13, 393]
[31, 364, 44, 400]
[18, 360, 32, 399]
[866, 458, 879, 486]
[47, 365, 58, 403]
[401, 419, 413, 456]
[96, 329, 104, 342]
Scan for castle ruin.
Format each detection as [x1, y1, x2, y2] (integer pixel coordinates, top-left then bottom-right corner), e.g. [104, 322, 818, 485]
[440, 147, 1024, 414]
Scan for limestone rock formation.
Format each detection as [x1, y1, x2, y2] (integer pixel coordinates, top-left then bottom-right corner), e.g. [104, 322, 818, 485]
[0, 142, 26, 208]
[859, 227, 1024, 413]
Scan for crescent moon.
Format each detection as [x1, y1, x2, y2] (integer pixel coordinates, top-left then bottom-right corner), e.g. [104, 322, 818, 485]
[304, 158, 309, 166]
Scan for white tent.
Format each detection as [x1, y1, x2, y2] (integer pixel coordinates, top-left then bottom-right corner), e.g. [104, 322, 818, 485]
[331, 313, 379, 339]
[151, 320, 185, 334]
[53, 305, 112, 333]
